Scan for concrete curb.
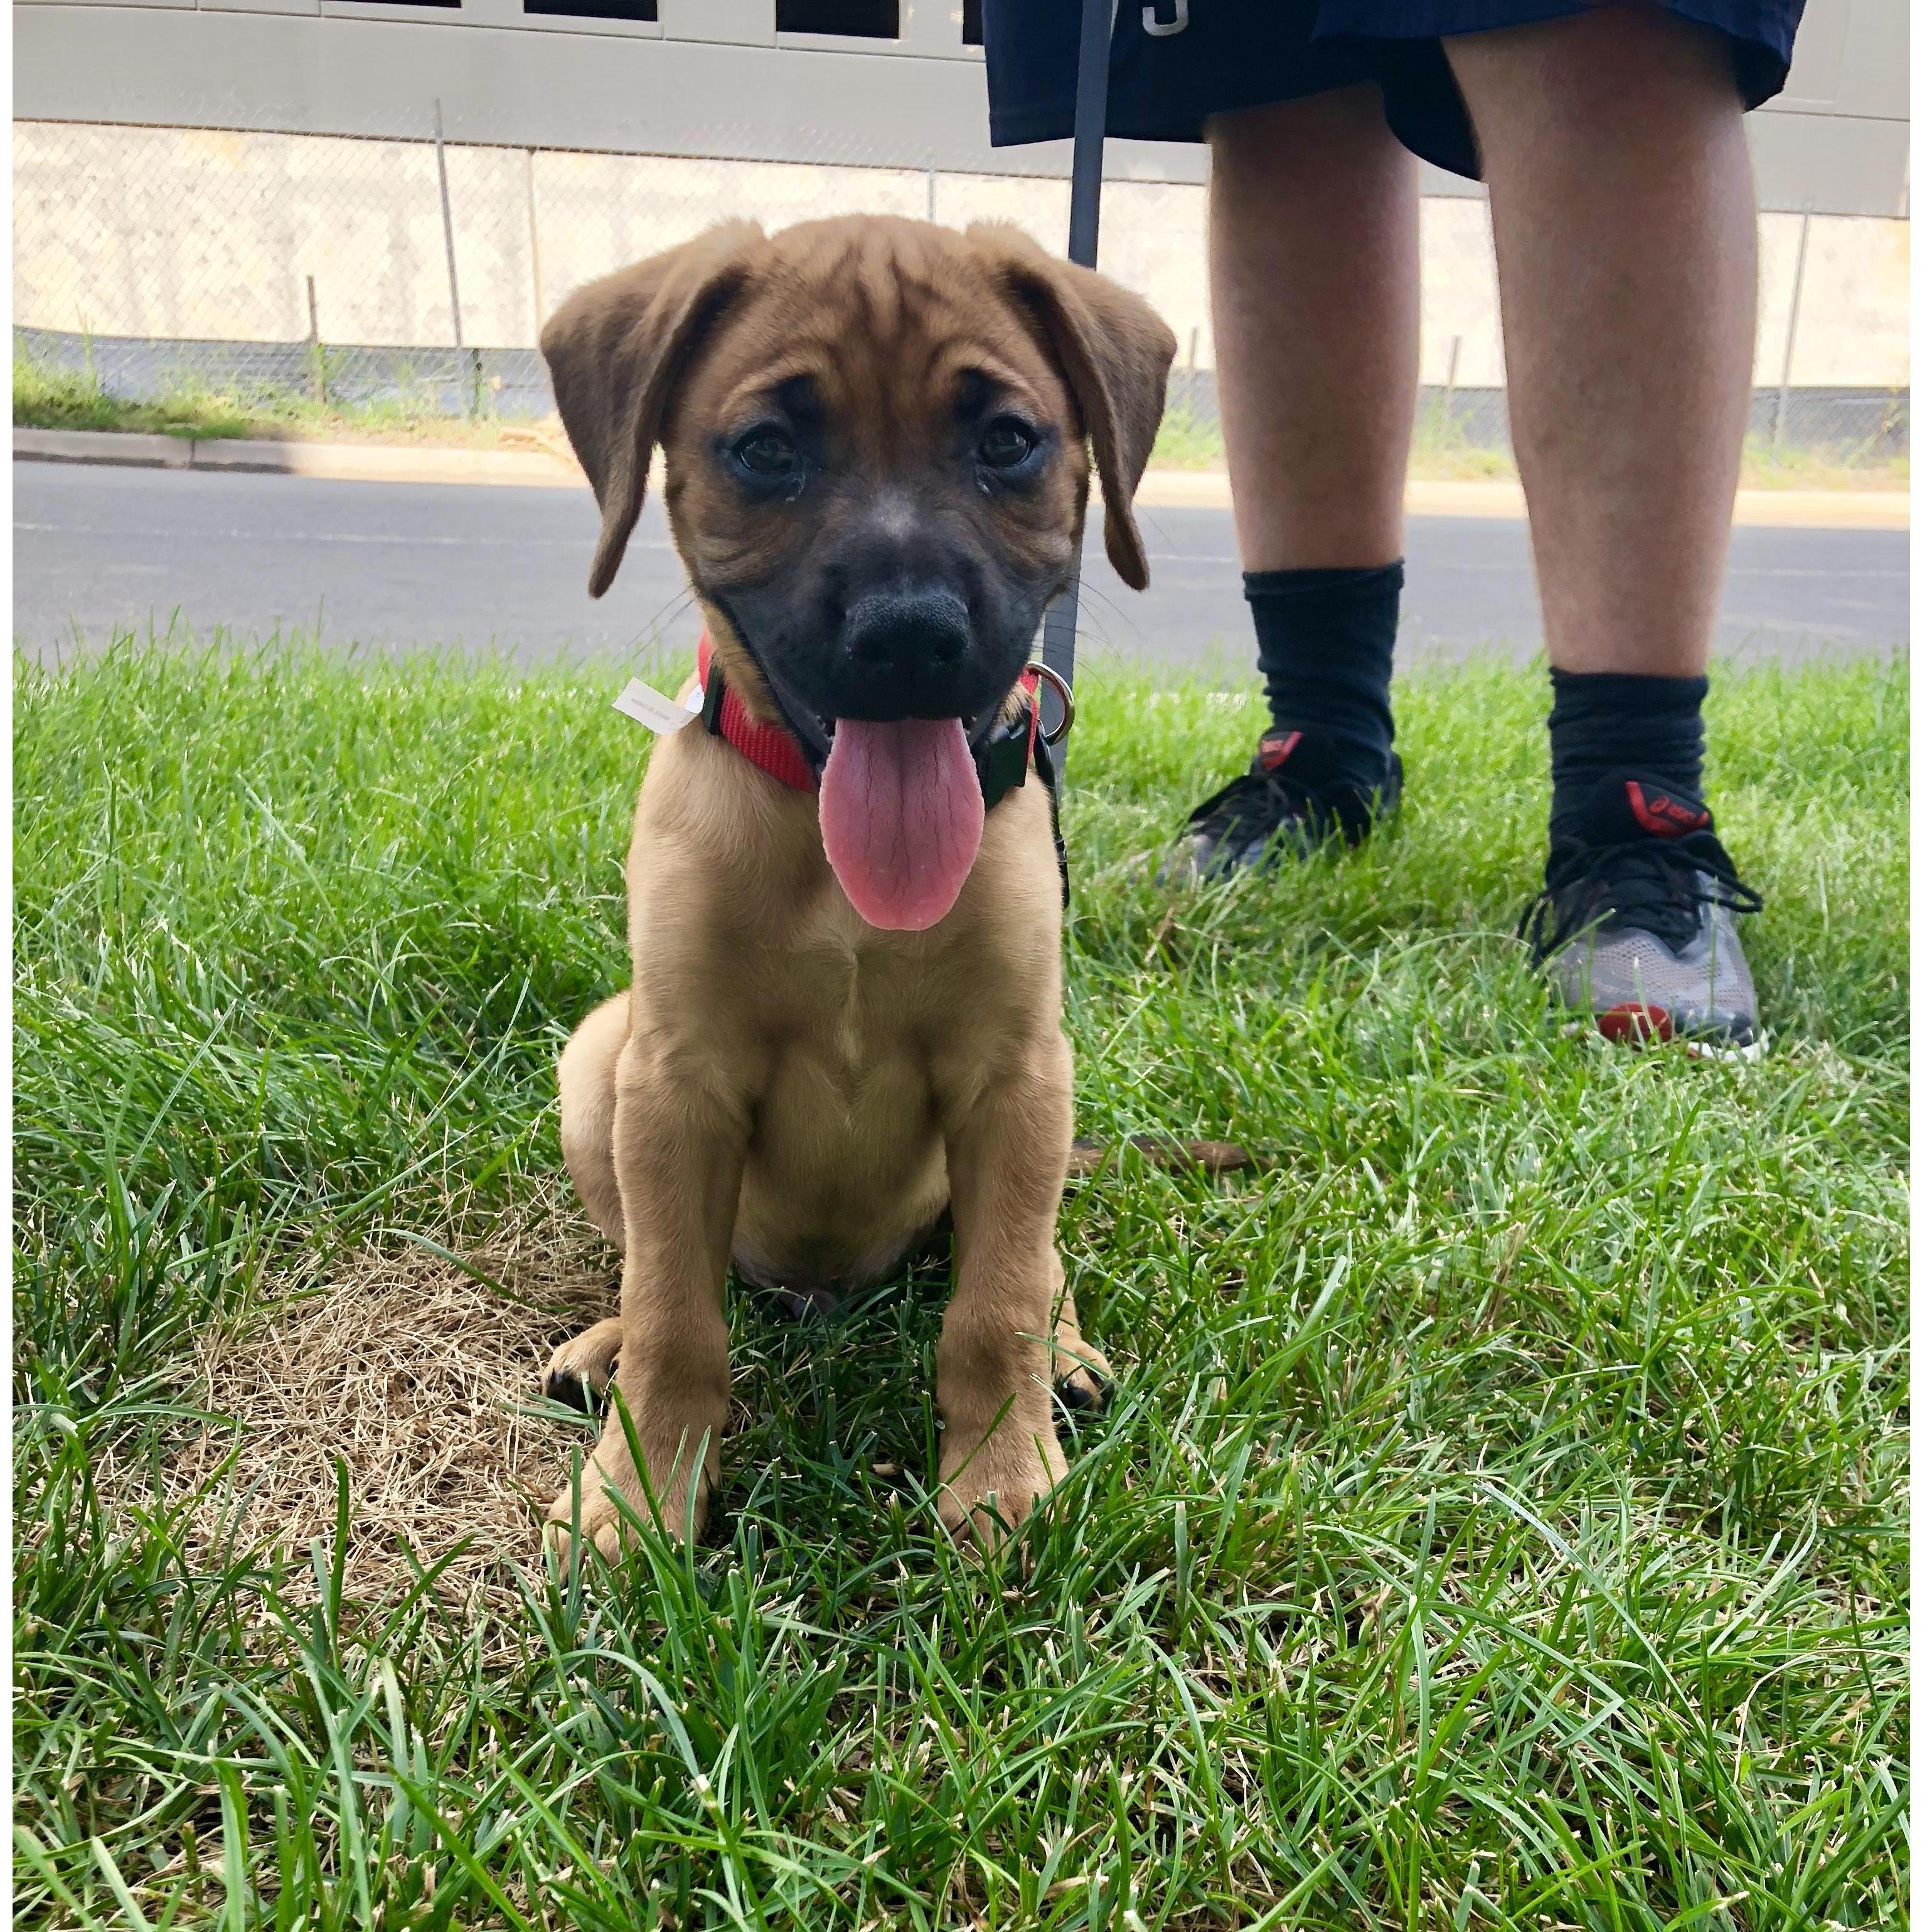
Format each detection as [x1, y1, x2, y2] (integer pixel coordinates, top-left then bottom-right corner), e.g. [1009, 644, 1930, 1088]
[14, 425, 584, 488]
[1139, 467, 1911, 530]
[15, 426, 1910, 530]
[1730, 489, 1909, 530]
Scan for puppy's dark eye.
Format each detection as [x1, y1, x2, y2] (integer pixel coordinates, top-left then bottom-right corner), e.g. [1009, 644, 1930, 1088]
[978, 419, 1038, 469]
[733, 428, 799, 478]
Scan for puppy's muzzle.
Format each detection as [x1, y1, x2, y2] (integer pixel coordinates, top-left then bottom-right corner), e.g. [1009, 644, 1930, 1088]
[828, 586, 978, 722]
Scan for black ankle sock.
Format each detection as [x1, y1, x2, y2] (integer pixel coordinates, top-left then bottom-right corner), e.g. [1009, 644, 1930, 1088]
[1246, 563, 1401, 794]
[1547, 668, 1707, 839]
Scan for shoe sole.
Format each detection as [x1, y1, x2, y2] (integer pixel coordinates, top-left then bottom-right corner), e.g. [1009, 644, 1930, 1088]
[1160, 805, 1401, 885]
[1595, 1001, 1765, 1062]
[1682, 1032, 1768, 1064]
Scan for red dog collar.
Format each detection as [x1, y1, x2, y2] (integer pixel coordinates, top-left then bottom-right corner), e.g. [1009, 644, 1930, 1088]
[694, 632, 818, 792]
[692, 631, 1043, 801]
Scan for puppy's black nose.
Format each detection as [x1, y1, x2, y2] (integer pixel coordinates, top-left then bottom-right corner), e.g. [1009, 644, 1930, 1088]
[842, 587, 972, 674]
[821, 583, 984, 722]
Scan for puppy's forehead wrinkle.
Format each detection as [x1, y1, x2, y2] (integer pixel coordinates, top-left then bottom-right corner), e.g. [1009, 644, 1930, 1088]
[685, 531, 787, 590]
[944, 353, 1057, 423]
[702, 233, 1062, 414]
[719, 364, 831, 425]
[711, 326, 1060, 454]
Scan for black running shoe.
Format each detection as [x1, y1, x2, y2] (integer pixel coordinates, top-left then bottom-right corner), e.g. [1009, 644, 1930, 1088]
[1160, 729, 1402, 883]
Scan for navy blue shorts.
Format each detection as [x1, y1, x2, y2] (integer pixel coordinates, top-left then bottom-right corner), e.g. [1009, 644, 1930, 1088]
[983, 0, 1803, 180]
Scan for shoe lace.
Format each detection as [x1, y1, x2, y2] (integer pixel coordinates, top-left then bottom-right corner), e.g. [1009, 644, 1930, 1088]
[1185, 769, 1320, 848]
[1518, 827, 1763, 964]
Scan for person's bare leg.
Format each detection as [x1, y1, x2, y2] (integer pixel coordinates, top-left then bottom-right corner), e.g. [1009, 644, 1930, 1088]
[1448, 9, 1765, 1053]
[1208, 84, 1419, 569]
[1163, 84, 1420, 880]
[1444, 8, 1757, 675]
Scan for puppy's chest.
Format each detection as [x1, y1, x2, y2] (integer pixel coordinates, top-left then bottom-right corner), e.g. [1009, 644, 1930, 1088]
[769, 936, 934, 1087]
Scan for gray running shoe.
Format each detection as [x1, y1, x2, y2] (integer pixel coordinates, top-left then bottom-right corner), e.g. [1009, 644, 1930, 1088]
[1160, 729, 1401, 884]
[1521, 775, 1765, 1058]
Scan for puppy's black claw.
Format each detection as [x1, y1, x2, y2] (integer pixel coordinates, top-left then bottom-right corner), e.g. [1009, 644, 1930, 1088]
[1054, 1370, 1114, 1415]
[545, 1369, 599, 1414]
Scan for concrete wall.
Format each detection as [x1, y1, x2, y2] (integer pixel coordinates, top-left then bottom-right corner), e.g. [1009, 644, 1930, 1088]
[14, 122, 1911, 390]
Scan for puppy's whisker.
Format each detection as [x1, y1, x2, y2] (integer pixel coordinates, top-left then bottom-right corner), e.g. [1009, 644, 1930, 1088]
[1074, 585, 1138, 641]
[1062, 622, 1145, 678]
[644, 586, 696, 631]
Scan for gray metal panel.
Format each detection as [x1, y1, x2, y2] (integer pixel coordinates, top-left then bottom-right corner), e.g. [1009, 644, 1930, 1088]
[1761, 0, 1907, 120]
[661, 0, 771, 45]
[1748, 108, 1909, 217]
[15, 7, 1025, 170]
[1827, 0, 1909, 121]
[463, 0, 663, 39]
[899, 0, 979, 58]
[318, 3, 467, 26]
[1777, 0, 1854, 113]
[17, 0, 193, 13]
[203, 0, 324, 19]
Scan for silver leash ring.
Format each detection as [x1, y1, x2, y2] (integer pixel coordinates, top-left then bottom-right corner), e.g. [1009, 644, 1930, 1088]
[1025, 661, 1076, 746]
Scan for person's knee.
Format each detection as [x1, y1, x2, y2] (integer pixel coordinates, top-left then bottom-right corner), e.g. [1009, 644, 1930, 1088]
[1449, 5, 1740, 129]
[1206, 81, 1398, 175]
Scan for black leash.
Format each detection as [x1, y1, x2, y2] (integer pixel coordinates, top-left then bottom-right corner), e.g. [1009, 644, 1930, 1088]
[1037, 0, 1116, 781]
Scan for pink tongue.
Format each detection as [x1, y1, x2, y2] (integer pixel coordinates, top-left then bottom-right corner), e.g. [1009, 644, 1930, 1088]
[818, 717, 985, 931]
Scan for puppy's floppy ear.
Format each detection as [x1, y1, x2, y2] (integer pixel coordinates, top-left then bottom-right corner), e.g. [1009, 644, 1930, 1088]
[542, 221, 764, 597]
[970, 224, 1177, 592]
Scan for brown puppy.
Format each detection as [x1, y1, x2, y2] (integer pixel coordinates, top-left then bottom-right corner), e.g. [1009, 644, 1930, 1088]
[538, 216, 1173, 1555]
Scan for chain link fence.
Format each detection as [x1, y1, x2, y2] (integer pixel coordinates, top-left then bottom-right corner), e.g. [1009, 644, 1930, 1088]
[13, 117, 1909, 464]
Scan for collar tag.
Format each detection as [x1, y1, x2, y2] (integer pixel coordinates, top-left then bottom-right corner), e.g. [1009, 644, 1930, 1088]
[612, 678, 704, 734]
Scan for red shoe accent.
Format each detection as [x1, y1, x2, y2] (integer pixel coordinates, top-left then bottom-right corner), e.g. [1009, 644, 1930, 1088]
[1257, 730, 1303, 773]
[1597, 1002, 1674, 1045]
[1626, 781, 1711, 839]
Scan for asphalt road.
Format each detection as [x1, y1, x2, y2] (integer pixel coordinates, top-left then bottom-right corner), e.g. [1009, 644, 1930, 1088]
[14, 461, 1908, 674]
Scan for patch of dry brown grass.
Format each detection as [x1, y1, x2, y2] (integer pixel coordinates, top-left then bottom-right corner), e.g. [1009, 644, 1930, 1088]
[103, 1198, 615, 1625]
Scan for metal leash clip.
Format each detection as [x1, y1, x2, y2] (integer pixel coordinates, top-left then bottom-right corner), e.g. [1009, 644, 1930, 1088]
[1025, 660, 1077, 747]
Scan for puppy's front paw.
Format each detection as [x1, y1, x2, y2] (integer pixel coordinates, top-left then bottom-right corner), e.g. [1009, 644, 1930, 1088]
[937, 1419, 1067, 1547]
[544, 1456, 636, 1565]
[543, 1314, 623, 1413]
[1052, 1339, 1114, 1416]
[543, 1417, 715, 1561]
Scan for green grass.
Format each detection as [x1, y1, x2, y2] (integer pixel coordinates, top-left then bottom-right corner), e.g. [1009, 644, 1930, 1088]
[1147, 405, 1230, 473]
[16, 636, 1906, 1929]
[1732, 435, 1911, 494]
[12, 350, 526, 449]
[1146, 403, 1906, 491]
[1149, 406, 1516, 485]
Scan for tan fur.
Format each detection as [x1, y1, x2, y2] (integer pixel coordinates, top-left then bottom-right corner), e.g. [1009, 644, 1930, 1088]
[538, 217, 1171, 1556]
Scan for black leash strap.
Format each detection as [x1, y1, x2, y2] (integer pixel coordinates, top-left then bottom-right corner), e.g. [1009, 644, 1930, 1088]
[1038, 0, 1115, 779]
